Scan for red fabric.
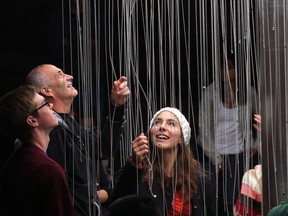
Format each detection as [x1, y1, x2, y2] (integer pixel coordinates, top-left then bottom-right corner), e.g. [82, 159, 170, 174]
[235, 197, 261, 216]
[0, 144, 74, 216]
[234, 165, 262, 216]
[168, 191, 192, 216]
[240, 183, 262, 202]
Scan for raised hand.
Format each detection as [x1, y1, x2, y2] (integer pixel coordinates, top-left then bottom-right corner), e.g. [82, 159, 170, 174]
[253, 114, 261, 132]
[110, 76, 131, 106]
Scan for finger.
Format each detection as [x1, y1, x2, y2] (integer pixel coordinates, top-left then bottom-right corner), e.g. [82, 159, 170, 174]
[117, 85, 129, 93]
[119, 81, 128, 88]
[253, 124, 261, 132]
[132, 135, 145, 144]
[118, 88, 131, 96]
[254, 116, 261, 122]
[118, 76, 127, 84]
[136, 141, 148, 150]
[254, 114, 261, 121]
[140, 144, 148, 150]
[112, 81, 119, 92]
[114, 76, 127, 88]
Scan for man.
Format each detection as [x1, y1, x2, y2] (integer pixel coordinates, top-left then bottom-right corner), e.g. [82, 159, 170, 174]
[0, 85, 74, 216]
[25, 64, 130, 215]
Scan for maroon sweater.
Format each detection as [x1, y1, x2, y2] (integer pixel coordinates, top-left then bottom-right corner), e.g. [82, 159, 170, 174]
[0, 143, 74, 216]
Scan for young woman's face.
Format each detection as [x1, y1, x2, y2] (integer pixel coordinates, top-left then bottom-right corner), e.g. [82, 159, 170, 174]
[150, 111, 182, 150]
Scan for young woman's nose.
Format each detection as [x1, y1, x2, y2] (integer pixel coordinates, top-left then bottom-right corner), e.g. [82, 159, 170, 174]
[159, 122, 166, 131]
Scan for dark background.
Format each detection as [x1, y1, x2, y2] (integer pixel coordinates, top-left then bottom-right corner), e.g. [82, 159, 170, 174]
[0, 0, 56, 95]
[0, 0, 204, 130]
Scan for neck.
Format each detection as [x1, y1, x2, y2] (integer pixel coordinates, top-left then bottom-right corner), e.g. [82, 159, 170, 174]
[223, 80, 236, 108]
[52, 98, 73, 114]
[29, 130, 50, 152]
[162, 148, 178, 177]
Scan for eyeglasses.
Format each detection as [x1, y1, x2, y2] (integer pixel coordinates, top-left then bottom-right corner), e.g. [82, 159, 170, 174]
[30, 100, 50, 115]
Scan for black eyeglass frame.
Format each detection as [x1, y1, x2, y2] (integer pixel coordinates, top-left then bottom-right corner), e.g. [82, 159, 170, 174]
[30, 100, 50, 115]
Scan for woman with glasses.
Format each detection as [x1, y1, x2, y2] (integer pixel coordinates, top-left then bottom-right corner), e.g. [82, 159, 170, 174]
[0, 85, 74, 216]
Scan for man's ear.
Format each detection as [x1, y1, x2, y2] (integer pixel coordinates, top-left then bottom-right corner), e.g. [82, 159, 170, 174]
[26, 115, 39, 128]
[40, 86, 53, 97]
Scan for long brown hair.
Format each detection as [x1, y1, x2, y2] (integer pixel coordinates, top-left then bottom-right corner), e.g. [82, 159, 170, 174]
[142, 131, 204, 199]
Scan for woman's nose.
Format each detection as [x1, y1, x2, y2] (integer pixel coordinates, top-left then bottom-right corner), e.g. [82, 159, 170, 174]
[159, 123, 166, 131]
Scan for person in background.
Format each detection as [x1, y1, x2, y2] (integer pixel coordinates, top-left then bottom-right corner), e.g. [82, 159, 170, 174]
[234, 114, 262, 216]
[0, 85, 74, 216]
[198, 53, 259, 215]
[25, 64, 130, 216]
[111, 107, 216, 216]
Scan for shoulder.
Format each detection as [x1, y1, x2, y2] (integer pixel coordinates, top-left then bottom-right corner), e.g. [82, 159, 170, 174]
[31, 158, 69, 191]
[203, 83, 215, 94]
[36, 155, 66, 176]
[268, 197, 288, 216]
[201, 83, 217, 103]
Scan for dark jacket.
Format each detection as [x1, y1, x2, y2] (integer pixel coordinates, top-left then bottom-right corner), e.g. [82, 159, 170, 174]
[47, 105, 126, 216]
[111, 160, 216, 216]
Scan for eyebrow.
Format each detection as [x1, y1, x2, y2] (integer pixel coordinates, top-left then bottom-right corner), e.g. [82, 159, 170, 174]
[57, 70, 64, 75]
[155, 117, 178, 124]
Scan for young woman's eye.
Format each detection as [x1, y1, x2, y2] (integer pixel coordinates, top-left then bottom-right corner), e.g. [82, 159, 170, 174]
[153, 119, 161, 125]
[169, 122, 176, 126]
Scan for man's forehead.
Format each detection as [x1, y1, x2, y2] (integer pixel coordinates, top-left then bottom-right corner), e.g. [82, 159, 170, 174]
[38, 64, 59, 73]
[38, 67, 62, 78]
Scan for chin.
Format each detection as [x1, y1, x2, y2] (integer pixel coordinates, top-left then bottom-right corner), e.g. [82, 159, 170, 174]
[72, 89, 78, 97]
[156, 142, 169, 148]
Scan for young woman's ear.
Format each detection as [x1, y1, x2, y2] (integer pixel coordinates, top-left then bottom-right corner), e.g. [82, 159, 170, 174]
[26, 115, 39, 128]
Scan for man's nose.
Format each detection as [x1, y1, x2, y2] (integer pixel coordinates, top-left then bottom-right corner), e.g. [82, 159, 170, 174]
[65, 74, 73, 80]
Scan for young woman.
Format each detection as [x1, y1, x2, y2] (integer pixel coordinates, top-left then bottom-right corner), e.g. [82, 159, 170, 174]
[111, 107, 215, 216]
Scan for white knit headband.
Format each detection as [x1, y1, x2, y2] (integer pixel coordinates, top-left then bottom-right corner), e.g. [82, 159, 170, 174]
[149, 107, 191, 145]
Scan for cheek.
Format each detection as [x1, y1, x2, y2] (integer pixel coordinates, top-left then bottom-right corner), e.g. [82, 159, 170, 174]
[170, 129, 181, 141]
[150, 127, 158, 135]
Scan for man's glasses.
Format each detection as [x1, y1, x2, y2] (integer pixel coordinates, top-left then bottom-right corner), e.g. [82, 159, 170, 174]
[30, 100, 50, 115]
